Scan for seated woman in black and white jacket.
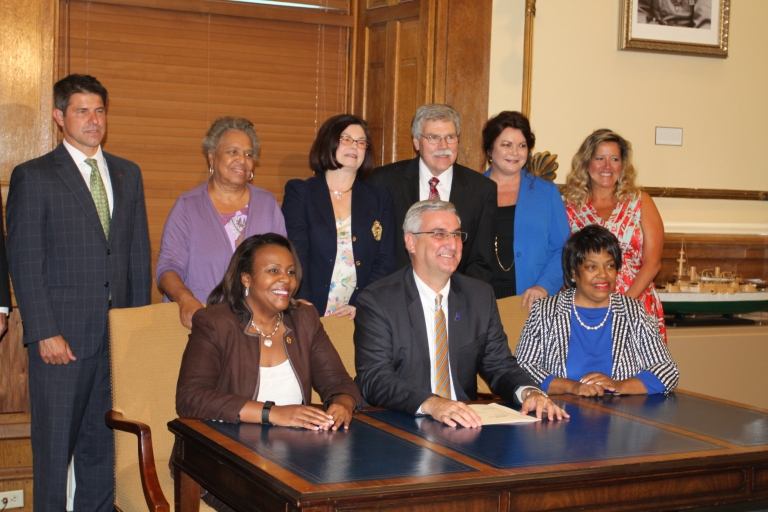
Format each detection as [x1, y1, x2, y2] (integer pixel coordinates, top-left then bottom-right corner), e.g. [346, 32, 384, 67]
[515, 225, 678, 396]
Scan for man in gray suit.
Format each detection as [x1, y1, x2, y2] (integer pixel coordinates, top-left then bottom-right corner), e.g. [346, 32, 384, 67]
[7, 74, 151, 511]
[354, 201, 567, 427]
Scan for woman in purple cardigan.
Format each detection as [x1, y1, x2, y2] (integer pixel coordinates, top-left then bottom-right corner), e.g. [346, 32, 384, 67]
[156, 117, 286, 328]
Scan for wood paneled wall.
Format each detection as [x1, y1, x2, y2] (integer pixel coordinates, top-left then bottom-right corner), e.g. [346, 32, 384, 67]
[0, 0, 54, 505]
[0, 0, 57, 415]
[61, 0, 351, 304]
[352, 0, 492, 172]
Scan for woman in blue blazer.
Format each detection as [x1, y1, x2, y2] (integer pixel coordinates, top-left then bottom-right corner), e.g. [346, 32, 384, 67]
[482, 111, 570, 310]
[282, 114, 396, 318]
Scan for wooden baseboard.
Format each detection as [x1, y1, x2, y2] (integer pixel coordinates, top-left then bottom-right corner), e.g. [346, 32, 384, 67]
[0, 413, 33, 511]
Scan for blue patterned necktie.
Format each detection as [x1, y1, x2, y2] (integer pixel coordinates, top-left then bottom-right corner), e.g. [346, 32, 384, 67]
[85, 158, 110, 238]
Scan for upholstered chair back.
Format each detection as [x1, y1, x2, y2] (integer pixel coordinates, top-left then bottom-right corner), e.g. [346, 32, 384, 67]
[109, 302, 214, 511]
[477, 295, 529, 395]
[311, 315, 357, 404]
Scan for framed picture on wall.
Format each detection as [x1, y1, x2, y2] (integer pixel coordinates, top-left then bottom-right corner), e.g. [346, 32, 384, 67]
[620, 0, 730, 57]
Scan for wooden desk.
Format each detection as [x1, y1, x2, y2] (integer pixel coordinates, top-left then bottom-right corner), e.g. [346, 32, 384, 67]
[169, 392, 768, 511]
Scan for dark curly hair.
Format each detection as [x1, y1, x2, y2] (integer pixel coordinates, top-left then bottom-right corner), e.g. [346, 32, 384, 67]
[562, 225, 623, 289]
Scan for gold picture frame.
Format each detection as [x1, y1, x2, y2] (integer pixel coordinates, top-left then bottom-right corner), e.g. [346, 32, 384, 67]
[620, 0, 730, 57]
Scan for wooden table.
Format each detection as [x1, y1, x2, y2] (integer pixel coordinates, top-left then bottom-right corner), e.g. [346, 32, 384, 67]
[169, 391, 768, 511]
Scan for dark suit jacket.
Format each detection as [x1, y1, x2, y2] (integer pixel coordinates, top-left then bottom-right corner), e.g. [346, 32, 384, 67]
[353, 267, 536, 414]
[282, 176, 396, 315]
[369, 157, 497, 282]
[7, 144, 151, 358]
[0, 195, 11, 311]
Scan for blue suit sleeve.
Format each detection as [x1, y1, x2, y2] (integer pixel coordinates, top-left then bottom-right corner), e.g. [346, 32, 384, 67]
[535, 184, 569, 295]
[353, 289, 435, 414]
[282, 180, 311, 302]
[6, 167, 59, 343]
[128, 166, 151, 307]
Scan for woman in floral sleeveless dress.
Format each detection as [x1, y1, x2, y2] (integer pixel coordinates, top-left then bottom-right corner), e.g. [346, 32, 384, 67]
[563, 129, 667, 342]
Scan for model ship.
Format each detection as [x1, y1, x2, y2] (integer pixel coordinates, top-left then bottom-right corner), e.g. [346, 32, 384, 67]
[658, 240, 768, 317]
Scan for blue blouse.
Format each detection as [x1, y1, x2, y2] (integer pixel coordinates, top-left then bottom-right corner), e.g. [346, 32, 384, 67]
[541, 306, 665, 394]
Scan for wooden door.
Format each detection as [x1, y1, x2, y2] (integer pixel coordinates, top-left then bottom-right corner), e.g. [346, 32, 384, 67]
[351, 0, 492, 171]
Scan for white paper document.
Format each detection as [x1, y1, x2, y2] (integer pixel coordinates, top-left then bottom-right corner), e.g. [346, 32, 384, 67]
[468, 403, 541, 425]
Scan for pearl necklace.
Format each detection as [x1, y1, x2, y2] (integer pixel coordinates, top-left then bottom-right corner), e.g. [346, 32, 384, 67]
[251, 312, 282, 347]
[572, 302, 611, 331]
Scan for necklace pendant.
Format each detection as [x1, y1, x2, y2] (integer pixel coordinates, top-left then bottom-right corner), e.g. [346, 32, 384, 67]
[674, 4, 680, 12]
[264, 338, 273, 348]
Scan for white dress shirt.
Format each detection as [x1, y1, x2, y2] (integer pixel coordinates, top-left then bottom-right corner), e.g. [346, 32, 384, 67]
[418, 159, 453, 201]
[62, 139, 114, 215]
[413, 270, 535, 409]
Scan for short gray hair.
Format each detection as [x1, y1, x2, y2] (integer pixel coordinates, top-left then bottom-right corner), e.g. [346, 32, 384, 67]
[402, 200, 461, 234]
[411, 104, 461, 138]
[202, 116, 260, 159]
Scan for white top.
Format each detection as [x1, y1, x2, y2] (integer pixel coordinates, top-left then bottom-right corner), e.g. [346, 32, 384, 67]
[418, 158, 453, 201]
[255, 359, 303, 405]
[62, 139, 114, 215]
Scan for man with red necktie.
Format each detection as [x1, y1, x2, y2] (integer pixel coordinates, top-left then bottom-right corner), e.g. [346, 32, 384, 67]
[370, 104, 496, 282]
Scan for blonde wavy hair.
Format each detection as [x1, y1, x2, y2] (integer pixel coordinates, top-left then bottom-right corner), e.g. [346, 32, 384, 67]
[563, 129, 640, 207]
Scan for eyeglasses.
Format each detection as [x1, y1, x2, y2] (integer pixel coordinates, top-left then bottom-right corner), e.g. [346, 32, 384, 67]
[339, 135, 370, 149]
[420, 134, 459, 145]
[411, 230, 468, 242]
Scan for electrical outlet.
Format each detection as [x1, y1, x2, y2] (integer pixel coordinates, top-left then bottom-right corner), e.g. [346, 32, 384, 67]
[0, 489, 24, 509]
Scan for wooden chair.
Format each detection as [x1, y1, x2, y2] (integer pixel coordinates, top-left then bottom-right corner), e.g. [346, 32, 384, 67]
[105, 302, 214, 512]
[478, 295, 530, 395]
[312, 315, 357, 404]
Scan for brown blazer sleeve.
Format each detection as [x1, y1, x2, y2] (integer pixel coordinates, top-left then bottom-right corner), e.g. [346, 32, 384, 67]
[175, 307, 251, 423]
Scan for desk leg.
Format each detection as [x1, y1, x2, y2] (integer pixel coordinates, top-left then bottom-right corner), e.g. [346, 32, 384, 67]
[173, 463, 201, 512]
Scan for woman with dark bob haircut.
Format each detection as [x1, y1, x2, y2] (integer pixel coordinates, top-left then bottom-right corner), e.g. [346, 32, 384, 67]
[282, 114, 396, 319]
[515, 225, 678, 397]
[481, 111, 569, 309]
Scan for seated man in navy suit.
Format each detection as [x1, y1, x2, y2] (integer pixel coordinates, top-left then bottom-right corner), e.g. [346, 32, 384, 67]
[354, 200, 567, 427]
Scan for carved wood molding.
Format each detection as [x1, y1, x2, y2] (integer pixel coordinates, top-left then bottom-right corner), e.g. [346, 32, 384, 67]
[643, 187, 768, 201]
[548, 181, 768, 202]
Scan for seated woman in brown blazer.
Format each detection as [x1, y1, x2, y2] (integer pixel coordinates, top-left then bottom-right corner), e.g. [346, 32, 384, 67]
[176, 233, 362, 510]
[177, 232, 361, 429]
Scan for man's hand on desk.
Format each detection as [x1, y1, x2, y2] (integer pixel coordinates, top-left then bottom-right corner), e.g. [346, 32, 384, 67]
[520, 388, 569, 421]
[421, 396, 482, 428]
